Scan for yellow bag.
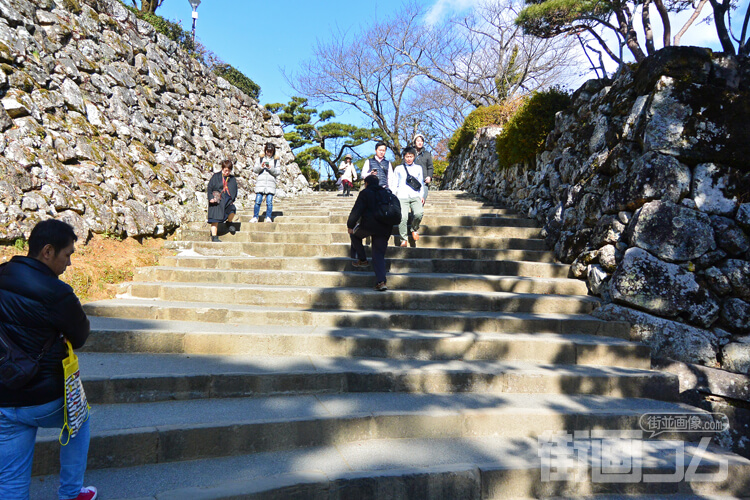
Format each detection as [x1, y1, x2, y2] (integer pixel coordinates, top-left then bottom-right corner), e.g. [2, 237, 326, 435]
[59, 340, 90, 446]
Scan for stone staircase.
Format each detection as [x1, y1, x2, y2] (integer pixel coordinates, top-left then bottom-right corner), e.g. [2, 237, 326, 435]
[30, 191, 750, 499]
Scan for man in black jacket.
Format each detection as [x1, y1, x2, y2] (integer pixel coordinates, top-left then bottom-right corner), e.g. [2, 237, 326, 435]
[413, 134, 434, 202]
[347, 175, 394, 291]
[0, 220, 96, 500]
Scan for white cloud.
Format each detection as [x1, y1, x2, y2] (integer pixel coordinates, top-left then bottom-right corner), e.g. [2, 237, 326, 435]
[424, 0, 483, 25]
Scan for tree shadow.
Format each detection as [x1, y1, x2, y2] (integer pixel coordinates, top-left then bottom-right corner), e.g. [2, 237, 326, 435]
[52, 192, 750, 498]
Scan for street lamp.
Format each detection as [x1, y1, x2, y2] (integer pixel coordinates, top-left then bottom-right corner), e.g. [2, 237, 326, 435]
[188, 0, 201, 44]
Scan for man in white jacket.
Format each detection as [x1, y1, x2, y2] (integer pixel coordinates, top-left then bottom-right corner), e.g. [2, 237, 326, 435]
[389, 147, 424, 247]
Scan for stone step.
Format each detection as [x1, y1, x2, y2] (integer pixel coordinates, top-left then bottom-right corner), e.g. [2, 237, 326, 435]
[266, 214, 535, 226]
[164, 241, 570, 264]
[164, 240, 550, 258]
[83, 299, 630, 338]
[30, 436, 750, 499]
[200, 214, 538, 230]
[181, 225, 544, 241]
[119, 282, 599, 314]
[79, 352, 677, 405]
[235, 209, 522, 220]
[30, 392, 708, 476]
[82, 318, 651, 369]
[134, 267, 588, 294]
[161, 251, 560, 270]
[191, 220, 541, 235]
[178, 231, 545, 249]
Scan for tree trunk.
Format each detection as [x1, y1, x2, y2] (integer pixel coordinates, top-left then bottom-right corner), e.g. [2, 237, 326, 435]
[140, 0, 160, 14]
[613, 2, 647, 62]
[654, 0, 671, 47]
[709, 0, 737, 55]
[642, 0, 655, 55]
[740, 4, 750, 56]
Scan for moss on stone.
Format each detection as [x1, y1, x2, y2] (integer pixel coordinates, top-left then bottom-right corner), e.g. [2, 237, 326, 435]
[62, 0, 82, 15]
[65, 113, 97, 137]
[151, 163, 175, 183]
[8, 70, 37, 93]
[0, 42, 12, 64]
[129, 140, 156, 165]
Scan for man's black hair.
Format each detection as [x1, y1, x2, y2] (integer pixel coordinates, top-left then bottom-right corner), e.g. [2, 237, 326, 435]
[27, 219, 78, 258]
[364, 174, 379, 186]
[375, 141, 387, 150]
[402, 147, 417, 157]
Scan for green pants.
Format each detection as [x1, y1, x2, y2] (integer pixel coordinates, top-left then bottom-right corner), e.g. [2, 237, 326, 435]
[398, 197, 423, 243]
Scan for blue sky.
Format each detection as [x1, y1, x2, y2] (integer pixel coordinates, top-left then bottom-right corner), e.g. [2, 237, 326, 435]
[155, 0, 454, 107]
[153, 0, 749, 172]
[155, 0, 749, 110]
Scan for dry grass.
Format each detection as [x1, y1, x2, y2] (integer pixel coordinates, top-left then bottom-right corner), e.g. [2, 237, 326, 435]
[0, 234, 174, 303]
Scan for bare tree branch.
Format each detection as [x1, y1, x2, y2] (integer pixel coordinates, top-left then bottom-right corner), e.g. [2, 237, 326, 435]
[674, 0, 709, 45]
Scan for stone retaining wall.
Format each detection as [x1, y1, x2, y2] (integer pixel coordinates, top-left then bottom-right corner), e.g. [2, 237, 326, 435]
[443, 47, 750, 376]
[0, 0, 310, 241]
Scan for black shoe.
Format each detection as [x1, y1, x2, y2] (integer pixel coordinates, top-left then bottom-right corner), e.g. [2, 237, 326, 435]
[228, 224, 236, 235]
[211, 236, 221, 242]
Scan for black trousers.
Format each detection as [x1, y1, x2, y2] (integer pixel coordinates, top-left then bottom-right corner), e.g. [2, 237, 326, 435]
[350, 230, 389, 283]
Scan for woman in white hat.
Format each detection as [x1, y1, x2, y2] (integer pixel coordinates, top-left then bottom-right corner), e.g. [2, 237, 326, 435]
[338, 153, 358, 197]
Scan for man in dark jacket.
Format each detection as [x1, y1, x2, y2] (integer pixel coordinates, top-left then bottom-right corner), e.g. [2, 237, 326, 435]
[413, 134, 434, 201]
[360, 141, 393, 189]
[347, 175, 394, 291]
[0, 220, 96, 500]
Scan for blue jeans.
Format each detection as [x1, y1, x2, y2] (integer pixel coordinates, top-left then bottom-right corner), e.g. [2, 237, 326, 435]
[254, 193, 273, 219]
[0, 397, 91, 500]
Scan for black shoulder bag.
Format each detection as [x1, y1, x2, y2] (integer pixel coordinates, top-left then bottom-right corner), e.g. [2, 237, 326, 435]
[0, 329, 57, 390]
[404, 165, 422, 192]
[0, 265, 58, 389]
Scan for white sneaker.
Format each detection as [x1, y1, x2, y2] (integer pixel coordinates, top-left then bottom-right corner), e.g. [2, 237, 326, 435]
[265, 217, 273, 223]
[250, 217, 258, 223]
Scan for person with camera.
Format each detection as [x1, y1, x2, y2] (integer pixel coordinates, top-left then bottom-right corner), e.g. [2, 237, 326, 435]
[389, 147, 425, 247]
[347, 175, 395, 291]
[207, 159, 238, 242]
[0, 220, 96, 500]
[251, 143, 282, 223]
[360, 141, 392, 189]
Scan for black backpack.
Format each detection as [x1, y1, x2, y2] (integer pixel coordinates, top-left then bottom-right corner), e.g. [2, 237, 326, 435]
[372, 187, 401, 226]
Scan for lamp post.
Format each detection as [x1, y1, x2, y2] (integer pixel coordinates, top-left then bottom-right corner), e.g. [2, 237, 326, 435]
[188, 0, 201, 44]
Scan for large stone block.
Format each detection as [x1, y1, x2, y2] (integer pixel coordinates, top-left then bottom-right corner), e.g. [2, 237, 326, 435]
[629, 200, 715, 262]
[611, 247, 719, 327]
[592, 303, 723, 366]
[721, 298, 750, 333]
[643, 76, 750, 170]
[722, 341, 750, 374]
[722, 260, 750, 302]
[601, 152, 690, 213]
[693, 163, 740, 216]
[711, 215, 750, 256]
